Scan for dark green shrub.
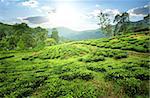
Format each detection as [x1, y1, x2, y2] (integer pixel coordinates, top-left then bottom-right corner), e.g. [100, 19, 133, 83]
[78, 57, 91, 62]
[137, 40, 145, 45]
[114, 52, 128, 59]
[111, 43, 123, 49]
[121, 38, 136, 41]
[91, 56, 105, 62]
[78, 72, 94, 80]
[96, 43, 106, 48]
[43, 79, 98, 98]
[104, 43, 111, 48]
[133, 46, 147, 52]
[59, 71, 94, 81]
[12, 88, 33, 98]
[121, 45, 134, 50]
[79, 55, 105, 62]
[129, 40, 137, 44]
[105, 69, 132, 81]
[38, 45, 88, 60]
[102, 39, 110, 42]
[87, 66, 106, 73]
[45, 38, 56, 46]
[22, 56, 37, 61]
[0, 55, 14, 60]
[139, 59, 150, 68]
[122, 63, 138, 70]
[90, 43, 97, 46]
[116, 78, 142, 97]
[105, 72, 124, 80]
[134, 70, 149, 80]
[135, 74, 149, 80]
[92, 49, 128, 59]
[22, 57, 30, 60]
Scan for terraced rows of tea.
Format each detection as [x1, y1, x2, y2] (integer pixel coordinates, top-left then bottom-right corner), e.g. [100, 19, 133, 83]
[0, 33, 149, 98]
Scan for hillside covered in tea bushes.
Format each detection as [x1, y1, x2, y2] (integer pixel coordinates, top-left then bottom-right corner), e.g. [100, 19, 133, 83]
[0, 32, 149, 98]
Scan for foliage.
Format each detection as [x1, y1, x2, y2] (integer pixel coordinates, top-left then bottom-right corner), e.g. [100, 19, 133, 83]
[45, 38, 57, 46]
[97, 12, 112, 36]
[0, 32, 149, 98]
[59, 70, 94, 81]
[113, 12, 130, 35]
[51, 28, 59, 43]
[79, 55, 105, 62]
[78, 33, 150, 53]
[0, 23, 48, 50]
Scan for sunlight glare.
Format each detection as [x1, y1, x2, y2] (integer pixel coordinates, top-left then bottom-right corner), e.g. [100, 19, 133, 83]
[48, 4, 81, 29]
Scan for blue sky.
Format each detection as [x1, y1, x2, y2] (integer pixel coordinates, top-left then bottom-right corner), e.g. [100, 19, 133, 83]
[0, 0, 149, 31]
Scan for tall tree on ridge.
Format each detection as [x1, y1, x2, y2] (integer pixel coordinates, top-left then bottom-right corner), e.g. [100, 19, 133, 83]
[113, 12, 130, 35]
[51, 28, 59, 43]
[97, 12, 112, 36]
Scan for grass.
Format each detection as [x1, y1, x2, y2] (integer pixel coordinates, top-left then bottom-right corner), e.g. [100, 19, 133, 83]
[0, 33, 149, 98]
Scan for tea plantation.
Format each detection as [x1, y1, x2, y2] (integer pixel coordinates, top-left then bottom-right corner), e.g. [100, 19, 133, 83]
[0, 32, 149, 98]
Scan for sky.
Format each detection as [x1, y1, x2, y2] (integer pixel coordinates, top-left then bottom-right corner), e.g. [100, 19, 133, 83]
[0, 0, 149, 31]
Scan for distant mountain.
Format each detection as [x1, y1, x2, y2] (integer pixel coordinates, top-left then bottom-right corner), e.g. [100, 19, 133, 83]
[74, 29, 106, 40]
[48, 27, 106, 40]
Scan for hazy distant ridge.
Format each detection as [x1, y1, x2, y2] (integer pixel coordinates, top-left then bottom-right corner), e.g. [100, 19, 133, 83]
[48, 27, 106, 40]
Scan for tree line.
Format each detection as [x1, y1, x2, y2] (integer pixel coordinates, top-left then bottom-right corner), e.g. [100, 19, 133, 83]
[0, 23, 48, 50]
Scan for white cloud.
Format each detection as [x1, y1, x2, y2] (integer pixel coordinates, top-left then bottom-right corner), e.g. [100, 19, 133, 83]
[17, 16, 49, 24]
[103, 9, 120, 16]
[88, 8, 120, 25]
[89, 8, 120, 18]
[38, 6, 56, 14]
[41, 6, 52, 11]
[127, 5, 150, 17]
[21, 0, 38, 8]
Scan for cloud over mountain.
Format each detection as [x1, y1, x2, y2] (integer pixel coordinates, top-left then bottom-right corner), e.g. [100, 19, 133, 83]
[127, 5, 150, 16]
[90, 8, 120, 18]
[21, 16, 49, 24]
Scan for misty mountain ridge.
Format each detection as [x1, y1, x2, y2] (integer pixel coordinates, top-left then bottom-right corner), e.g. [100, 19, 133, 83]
[48, 27, 106, 40]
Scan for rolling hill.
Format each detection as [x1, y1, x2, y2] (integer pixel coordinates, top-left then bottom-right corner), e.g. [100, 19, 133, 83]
[0, 32, 149, 98]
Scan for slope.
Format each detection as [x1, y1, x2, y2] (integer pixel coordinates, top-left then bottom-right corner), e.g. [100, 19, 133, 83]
[0, 32, 149, 98]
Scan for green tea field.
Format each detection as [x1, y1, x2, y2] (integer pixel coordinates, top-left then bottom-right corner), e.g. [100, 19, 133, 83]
[0, 32, 149, 98]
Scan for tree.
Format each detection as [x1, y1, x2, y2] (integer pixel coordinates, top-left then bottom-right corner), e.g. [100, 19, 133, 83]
[51, 28, 59, 43]
[113, 12, 130, 35]
[121, 12, 129, 23]
[21, 33, 36, 49]
[0, 22, 48, 50]
[45, 38, 56, 46]
[97, 12, 112, 36]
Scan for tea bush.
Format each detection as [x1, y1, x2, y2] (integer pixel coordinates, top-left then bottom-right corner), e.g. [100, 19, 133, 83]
[114, 52, 128, 59]
[87, 66, 106, 73]
[38, 44, 89, 59]
[0, 32, 149, 98]
[116, 78, 142, 97]
[79, 55, 105, 62]
[79, 33, 150, 53]
[132, 46, 147, 52]
[0, 55, 14, 60]
[59, 71, 94, 81]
